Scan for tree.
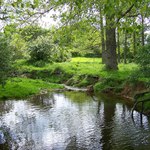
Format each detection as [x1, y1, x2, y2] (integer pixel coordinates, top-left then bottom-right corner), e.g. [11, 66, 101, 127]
[50, 0, 144, 70]
[135, 40, 150, 77]
[19, 25, 48, 42]
[1, 0, 150, 70]
[0, 34, 12, 88]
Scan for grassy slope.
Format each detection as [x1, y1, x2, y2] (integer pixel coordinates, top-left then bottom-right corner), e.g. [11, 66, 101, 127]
[0, 78, 63, 100]
[14, 57, 149, 87]
[13, 57, 150, 87]
[14, 57, 140, 79]
[5, 57, 149, 111]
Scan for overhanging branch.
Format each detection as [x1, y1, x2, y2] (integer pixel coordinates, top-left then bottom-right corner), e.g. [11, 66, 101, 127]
[117, 4, 135, 23]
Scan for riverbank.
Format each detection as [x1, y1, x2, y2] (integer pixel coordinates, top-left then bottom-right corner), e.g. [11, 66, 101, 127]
[1, 57, 150, 112]
[0, 78, 63, 100]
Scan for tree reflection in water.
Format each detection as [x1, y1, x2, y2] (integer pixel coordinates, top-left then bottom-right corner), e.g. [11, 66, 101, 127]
[0, 92, 150, 150]
[0, 101, 13, 116]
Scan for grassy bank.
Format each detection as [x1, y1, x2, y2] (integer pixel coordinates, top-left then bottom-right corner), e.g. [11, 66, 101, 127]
[13, 57, 149, 87]
[0, 78, 63, 100]
[2, 57, 149, 112]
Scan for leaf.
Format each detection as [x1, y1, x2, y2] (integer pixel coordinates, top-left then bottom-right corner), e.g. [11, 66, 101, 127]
[26, 2, 31, 8]
[17, 0, 22, 3]
[34, 0, 39, 7]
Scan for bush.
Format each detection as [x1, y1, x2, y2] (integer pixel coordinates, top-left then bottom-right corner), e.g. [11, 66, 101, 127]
[28, 36, 55, 64]
[53, 47, 71, 62]
[135, 44, 150, 76]
[28, 36, 71, 66]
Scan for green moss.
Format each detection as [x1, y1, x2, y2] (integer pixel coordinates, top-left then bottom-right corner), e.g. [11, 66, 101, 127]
[0, 78, 63, 100]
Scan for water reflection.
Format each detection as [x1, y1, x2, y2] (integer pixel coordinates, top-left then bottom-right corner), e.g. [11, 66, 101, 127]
[0, 101, 13, 116]
[0, 91, 150, 150]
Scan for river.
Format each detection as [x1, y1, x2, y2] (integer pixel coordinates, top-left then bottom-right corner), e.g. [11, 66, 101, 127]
[0, 91, 150, 150]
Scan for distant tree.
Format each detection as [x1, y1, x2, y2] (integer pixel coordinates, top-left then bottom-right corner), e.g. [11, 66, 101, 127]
[3, 24, 28, 60]
[135, 38, 150, 76]
[0, 0, 149, 70]
[53, 21, 101, 57]
[0, 34, 12, 88]
[20, 25, 48, 42]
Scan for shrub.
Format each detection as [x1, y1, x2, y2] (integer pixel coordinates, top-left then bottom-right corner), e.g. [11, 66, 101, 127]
[28, 36, 71, 66]
[53, 47, 71, 62]
[28, 36, 55, 64]
[135, 44, 150, 77]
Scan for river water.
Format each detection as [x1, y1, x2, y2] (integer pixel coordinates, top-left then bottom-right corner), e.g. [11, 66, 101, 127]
[0, 91, 150, 150]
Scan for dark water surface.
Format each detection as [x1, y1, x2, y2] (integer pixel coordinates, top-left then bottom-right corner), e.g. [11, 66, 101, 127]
[0, 91, 150, 150]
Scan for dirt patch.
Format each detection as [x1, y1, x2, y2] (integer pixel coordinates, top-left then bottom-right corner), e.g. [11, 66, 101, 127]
[121, 81, 148, 99]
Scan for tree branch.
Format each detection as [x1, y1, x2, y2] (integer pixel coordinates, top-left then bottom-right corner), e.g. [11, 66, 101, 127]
[117, 4, 135, 23]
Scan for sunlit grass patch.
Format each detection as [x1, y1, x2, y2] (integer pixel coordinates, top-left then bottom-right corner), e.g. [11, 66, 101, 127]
[0, 78, 63, 100]
[71, 57, 102, 63]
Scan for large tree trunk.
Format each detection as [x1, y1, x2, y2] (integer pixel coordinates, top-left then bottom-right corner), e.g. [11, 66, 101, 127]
[105, 16, 118, 70]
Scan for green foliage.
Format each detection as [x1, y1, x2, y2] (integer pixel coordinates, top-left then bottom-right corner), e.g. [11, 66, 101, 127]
[135, 43, 150, 76]
[0, 78, 63, 100]
[53, 47, 72, 62]
[28, 36, 56, 65]
[53, 21, 101, 57]
[0, 34, 12, 88]
[3, 24, 28, 60]
[9, 33, 27, 60]
[94, 78, 123, 92]
[28, 34, 71, 66]
[20, 25, 48, 42]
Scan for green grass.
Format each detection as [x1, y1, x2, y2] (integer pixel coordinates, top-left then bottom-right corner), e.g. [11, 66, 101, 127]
[13, 57, 150, 87]
[0, 78, 63, 100]
[13, 57, 150, 88]
[71, 57, 102, 63]
[14, 58, 139, 80]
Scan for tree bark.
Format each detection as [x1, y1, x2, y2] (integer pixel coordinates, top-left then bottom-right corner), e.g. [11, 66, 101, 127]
[141, 15, 145, 46]
[124, 30, 127, 64]
[133, 31, 136, 55]
[105, 16, 118, 70]
[117, 28, 120, 63]
[100, 7, 106, 64]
